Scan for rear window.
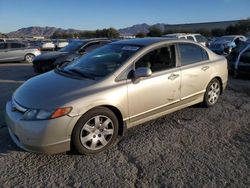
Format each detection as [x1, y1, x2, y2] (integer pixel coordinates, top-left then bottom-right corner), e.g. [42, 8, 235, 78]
[178, 43, 209, 65]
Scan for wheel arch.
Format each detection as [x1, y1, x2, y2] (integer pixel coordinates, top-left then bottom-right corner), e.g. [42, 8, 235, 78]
[101, 105, 126, 136]
[70, 105, 126, 138]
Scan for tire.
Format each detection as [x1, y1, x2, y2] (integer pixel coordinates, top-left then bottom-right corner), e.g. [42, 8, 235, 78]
[203, 78, 221, 107]
[72, 107, 119, 155]
[25, 54, 35, 63]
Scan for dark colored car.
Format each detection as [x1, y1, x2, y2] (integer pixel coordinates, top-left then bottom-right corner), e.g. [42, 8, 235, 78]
[32, 38, 111, 73]
[227, 41, 250, 77]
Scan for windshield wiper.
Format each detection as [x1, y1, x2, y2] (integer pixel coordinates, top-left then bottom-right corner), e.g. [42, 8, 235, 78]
[68, 68, 96, 80]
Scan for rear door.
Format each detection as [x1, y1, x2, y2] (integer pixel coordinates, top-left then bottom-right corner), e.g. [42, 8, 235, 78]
[177, 43, 211, 100]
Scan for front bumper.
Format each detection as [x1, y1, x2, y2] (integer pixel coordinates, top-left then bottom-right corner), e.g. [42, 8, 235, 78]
[5, 101, 78, 154]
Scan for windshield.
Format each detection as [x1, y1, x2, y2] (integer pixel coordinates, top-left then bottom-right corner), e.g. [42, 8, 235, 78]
[59, 41, 85, 52]
[58, 43, 142, 78]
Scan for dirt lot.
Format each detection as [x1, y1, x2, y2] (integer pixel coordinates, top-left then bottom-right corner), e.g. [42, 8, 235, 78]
[0, 63, 249, 187]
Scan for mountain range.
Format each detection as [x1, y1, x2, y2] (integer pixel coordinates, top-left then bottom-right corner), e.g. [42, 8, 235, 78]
[3, 20, 241, 38]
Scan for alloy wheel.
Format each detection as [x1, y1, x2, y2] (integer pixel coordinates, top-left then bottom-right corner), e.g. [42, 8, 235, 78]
[207, 82, 220, 105]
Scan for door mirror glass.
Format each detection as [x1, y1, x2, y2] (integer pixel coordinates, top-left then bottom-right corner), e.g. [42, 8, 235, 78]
[133, 67, 152, 79]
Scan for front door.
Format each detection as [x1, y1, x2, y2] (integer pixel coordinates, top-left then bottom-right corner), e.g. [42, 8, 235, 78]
[127, 45, 181, 125]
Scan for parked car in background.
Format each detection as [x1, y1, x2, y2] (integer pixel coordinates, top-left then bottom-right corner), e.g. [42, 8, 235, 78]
[162, 33, 208, 46]
[0, 38, 6, 42]
[5, 38, 228, 155]
[227, 41, 250, 77]
[32, 38, 111, 73]
[40, 39, 55, 51]
[54, 39, 69, 50]
[0, 42, 41, 63]
[209, 35, 246, 55]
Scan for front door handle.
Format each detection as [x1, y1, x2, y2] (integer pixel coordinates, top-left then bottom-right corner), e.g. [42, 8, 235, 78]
[201, 66, 209, 71]
[168, 73, 180, 80]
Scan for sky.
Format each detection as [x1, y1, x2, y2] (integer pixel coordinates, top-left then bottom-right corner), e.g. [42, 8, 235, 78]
[0, 0, 249, 33]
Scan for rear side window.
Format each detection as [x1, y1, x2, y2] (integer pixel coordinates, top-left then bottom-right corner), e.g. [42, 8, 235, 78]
[10, 43, 25, 48]
[195, 35, 207, 43]
[178, 43, 209, 65]
[0, 43, 7, 49]
[187, 36, 195, 41]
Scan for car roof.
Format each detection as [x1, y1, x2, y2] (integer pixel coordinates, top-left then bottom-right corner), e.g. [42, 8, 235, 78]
[222, 35, 245, 38]
[163, 33, 201, 37]
[112, 37, 175, 47]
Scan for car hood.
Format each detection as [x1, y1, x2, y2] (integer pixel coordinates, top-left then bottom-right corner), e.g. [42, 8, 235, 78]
[13, 71, 97, 109]
[33, 51, 69, 61]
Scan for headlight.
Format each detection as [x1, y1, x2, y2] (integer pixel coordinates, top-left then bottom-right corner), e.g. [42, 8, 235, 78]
[22, 107, 72, 120]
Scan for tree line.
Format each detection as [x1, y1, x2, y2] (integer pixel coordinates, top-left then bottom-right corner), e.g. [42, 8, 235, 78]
[51, 28, 120, 39]
[50, 19, 250, 39]
[136, 19, 250, 38]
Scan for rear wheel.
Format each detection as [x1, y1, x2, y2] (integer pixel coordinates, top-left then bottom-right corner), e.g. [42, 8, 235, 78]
[72, 107, 119, 155]
[25, 54, 35, 63]
[203, 78, 221, 107]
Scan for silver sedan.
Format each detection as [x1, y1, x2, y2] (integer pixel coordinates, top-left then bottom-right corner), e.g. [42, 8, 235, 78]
[5, 38, 228, 155]
[0, 42, 41, 63]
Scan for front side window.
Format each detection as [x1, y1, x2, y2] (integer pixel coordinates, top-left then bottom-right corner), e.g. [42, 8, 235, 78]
[83, 42, 101, 52]
[59, 43, 142, 78]
[178, 43, 209, 66]
[135, 45, 176, 72]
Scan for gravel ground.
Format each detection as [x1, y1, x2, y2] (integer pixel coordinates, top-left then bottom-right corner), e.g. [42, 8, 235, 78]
[0, 63, 249, 187]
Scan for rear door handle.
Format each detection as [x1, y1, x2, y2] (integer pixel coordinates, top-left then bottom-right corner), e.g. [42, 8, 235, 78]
[168, 73, 180, 80]
[201, 66, 209, 71]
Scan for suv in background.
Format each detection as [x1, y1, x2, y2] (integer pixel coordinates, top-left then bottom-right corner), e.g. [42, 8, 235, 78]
[162, 33, 208, 46]
[209, 35, 247, 55]
[0, 42, 41, 63]
[32, 38, 111, 73]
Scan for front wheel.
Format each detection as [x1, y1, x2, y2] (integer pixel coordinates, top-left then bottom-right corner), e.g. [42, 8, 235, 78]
[72, 107, 119, 155]
[203, 78, 221, 107]
[25, 54, 35, 63]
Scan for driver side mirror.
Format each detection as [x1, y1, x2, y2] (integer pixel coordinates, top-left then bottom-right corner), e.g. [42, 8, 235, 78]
[133, 67, 152, 82]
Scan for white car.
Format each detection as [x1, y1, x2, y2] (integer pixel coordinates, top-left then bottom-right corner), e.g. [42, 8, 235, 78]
[41, 40, 55, 50]
[162, 33, 208, 46]
[54, 39, 69, 50]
